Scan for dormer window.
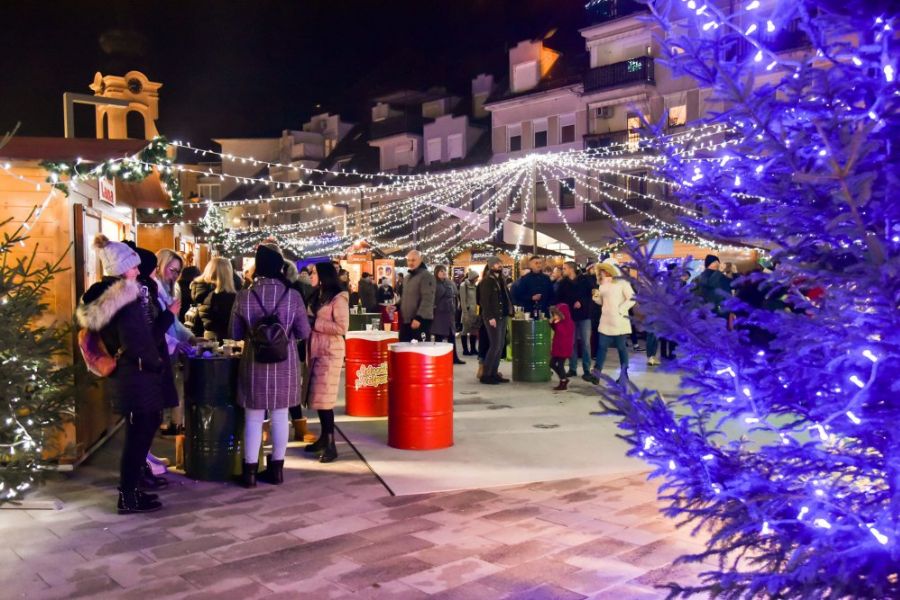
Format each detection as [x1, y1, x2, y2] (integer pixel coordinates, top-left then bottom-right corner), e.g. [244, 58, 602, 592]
[512, 61, 539, 92]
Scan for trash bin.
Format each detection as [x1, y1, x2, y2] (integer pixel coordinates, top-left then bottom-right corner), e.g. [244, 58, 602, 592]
[388, 342, 454, 450]
[345, 330, 399, 417]
[183, 355, 242, 481]
[511, 318, 552, 382]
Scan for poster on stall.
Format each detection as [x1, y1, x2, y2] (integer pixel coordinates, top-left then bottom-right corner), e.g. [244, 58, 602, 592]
[452, 266, 466, 284]
[374, 259, 395, 285]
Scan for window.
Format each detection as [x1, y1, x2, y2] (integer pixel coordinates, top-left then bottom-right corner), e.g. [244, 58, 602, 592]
[509, 134, 522, 152]
[559, 114, 576, 144]
[668, 104, 687, 128]
[513, 61, 539, 92]
[535, 180, 548, 211]
[559, 178, 575, 208]
[198, 183, 221, 201]
[448, 134, 464, 160]
[324, 138, 337, 156]
[426, 138, 442, 164]
[534, 130, 548, 148]
[626, 112, 641, 152]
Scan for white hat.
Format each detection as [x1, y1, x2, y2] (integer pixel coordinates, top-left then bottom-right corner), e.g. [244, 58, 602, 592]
[93, 234, 140, 277]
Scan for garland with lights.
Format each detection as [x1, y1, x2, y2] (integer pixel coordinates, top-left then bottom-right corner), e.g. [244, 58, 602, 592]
[0, 210, 73, 504]
[41, 136, 185, 217]
[595, 1, 900, 598]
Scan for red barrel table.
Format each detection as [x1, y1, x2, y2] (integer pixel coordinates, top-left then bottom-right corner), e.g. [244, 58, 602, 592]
[388, 342, 454, 450]
[345, 330, 399, 417]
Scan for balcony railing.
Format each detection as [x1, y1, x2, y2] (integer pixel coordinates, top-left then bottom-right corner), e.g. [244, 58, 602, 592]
[583, 56, 655, 93]
[584, 130, 629, 149]
[586, 0, 648, 25]
[370, 114, 423, 140]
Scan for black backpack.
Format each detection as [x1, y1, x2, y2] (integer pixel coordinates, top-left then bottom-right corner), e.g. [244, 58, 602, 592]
[249, 286, 290, 363]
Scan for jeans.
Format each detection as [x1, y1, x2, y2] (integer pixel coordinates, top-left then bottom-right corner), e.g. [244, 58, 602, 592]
[483, 318, 507, 380]
[596, 333, 628, 371]
[245, 407, 289, 463]
[660, 338, 677, 359]
[399, 319, 431, 342]
[646, 333, 659, 358]
[550, 357, 568, 381]
[568, 319, 592, 374]
[120, 410, 162, 490]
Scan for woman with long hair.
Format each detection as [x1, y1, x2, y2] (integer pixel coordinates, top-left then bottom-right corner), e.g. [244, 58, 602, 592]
[592, 262, 635, 384]
[431, 265, 465, 364]
[198, 257, 237, 341]
[304, 261, 349, 463]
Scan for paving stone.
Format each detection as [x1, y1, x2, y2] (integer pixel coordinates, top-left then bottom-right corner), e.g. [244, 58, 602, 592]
[550, 560, 646, 595]
[109, 552, 222, 589]
[342, 534, 434, 563]
[36, 550, 151, 587]
[409, 543, 480, 567]
[75, 530, 182, 560]
[4, 571, 49, 599]
[476, 557, 579, 594]
[106, 576, 197, 598]
[426, 489, 500, 510]
[171, 576, 274, 600]
[207, 532, 305, 563]
[591, 582, 669, 599]
[38, 574, 121, 599]
[356, 516, 440, 541]
[339, 555, 432, 592]
[554, 536, 641, 563]
[338, 579, 429, 599]
[289, 515, 378, 541]
[400, 557, 503, 595]
[479, 538, 563, 566]
[480, 505, 543, 523]
[428, 580, 505, 600]
[630, 560, 710, 589]
[506, 583, 588, 600]
[618, 537, 692, 570]
[481, 518, 558, 544]
[263, 555, 360, 589]
[148, 533, 237, 561]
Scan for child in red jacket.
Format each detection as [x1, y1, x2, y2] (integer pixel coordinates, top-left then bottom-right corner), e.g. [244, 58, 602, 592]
[549, 303, 575, 391]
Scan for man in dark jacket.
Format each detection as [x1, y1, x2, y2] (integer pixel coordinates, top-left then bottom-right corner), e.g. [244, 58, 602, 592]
[358, 272, 378, 314]
[477, 256, 513, 384]
[512, 255, 554, 316]
[399, 251, 436, 342]
[555, 261, 598, 382]
[696, 254, 733, 316]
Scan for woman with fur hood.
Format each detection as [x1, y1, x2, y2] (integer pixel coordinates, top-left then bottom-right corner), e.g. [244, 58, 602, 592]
[76, 235, 180, 514]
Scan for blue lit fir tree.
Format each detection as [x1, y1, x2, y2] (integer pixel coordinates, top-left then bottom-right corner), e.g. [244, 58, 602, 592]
[596, 0, 899, 597]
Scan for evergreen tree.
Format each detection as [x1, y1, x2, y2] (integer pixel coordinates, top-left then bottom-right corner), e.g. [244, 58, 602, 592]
[0, 212, 73, 504]
[597, 0, 899, 597]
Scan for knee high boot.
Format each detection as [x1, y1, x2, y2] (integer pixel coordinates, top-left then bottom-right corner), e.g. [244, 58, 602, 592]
[461, 335, 470, 355]
[319, 434, 338, 463]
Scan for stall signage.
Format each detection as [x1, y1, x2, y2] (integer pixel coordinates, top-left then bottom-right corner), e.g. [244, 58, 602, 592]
[354, 362, 388, 390]
[472, 251, 500, 261]
[99, 177, 116, 207]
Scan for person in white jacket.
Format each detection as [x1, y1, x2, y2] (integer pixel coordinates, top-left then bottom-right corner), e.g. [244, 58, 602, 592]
[592, 262, 635, 383]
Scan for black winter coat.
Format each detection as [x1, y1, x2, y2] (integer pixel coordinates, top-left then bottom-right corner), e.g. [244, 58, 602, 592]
[477, 273, 513, 322]
[201, 290, 237, 341]
[77, 277, 177, 413]
[555, 274, 595, 321]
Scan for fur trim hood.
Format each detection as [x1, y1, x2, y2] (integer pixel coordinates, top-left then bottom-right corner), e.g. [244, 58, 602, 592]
[76, 279, 142, 331]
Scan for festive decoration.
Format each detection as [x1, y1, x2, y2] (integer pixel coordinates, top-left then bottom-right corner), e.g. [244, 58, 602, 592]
[596, 1, 899, 598]
[42, 137, 185, 217]
[0, 210, 73, 504]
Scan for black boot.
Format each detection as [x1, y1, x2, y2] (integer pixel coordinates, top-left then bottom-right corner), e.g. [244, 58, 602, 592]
[258, 456, 284, 485]
[241, 462, 258, 488]
[461, 336, 470, 355]
[304, 437, 326, 454]
[319, 434, 338, 463]
[117, 488, 162, 515]
[139, 464, 169, 490]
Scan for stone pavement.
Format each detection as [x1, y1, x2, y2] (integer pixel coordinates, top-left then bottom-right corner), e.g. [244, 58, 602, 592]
[2, 430, 713, 600]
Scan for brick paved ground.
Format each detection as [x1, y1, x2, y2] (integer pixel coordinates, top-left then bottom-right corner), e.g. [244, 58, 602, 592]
[2, 431, 713, 599]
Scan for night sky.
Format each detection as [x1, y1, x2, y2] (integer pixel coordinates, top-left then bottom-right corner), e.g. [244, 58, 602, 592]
[2, 1, 588, 146]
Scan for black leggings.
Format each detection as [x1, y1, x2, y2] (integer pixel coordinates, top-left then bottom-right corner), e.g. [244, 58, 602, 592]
[318, 409, 335, 436]
[433, 333, 461, 362]
[550, 357, 568, 381]
[121, 410, 162, 490]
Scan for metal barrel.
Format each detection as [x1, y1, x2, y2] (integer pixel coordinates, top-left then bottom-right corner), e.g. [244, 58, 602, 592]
[345, 331, 398, 417]
[183, 356, 242, 481]
[511, 319, 552, 382]
[388, 343, 454, 450]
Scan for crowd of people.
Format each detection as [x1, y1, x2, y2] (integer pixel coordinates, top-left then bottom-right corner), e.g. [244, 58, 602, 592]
[76, 235, 746, 515]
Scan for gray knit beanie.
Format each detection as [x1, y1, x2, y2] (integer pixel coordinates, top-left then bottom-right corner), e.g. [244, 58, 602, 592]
[93, 234, 140, 277]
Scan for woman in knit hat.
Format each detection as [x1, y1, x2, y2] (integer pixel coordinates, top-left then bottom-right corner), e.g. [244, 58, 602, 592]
[76, 235, 180, 514]
[230, 243, 311, 487]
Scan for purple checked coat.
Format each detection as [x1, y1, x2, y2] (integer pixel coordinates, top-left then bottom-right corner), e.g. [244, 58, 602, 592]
[231, 277, 311, 410]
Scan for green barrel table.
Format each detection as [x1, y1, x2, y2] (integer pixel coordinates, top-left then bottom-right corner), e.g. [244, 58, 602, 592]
[510, 318, 551, 382]
[349, 312, 382, 331]
[183, 355, 243, 481]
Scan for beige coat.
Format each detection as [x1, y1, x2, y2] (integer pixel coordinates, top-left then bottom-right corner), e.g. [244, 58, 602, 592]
[308, 292, 349, 410]
[593, 279, 635, 336]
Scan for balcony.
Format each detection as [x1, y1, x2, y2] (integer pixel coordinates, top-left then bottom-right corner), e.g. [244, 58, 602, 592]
[585, 0, 648, 24]
[370, 114, 423, 140]
[584, 130, 629, 149]
[583, 56, 655, 93]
